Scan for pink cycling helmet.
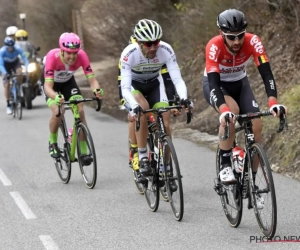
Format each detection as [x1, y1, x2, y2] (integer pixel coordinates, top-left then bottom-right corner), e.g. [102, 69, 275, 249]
[59, 32, 81, 52]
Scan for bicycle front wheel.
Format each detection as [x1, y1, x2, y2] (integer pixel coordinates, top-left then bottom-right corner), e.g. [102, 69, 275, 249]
[144, 132, 159, 212]
[15, 95, 23, 120]
[76, 123, 97, 189]
[55, 118, 71, 183]
[162, 136, 184, 221]
[248, 143, 277, 239]
[216, 146, 243, 228]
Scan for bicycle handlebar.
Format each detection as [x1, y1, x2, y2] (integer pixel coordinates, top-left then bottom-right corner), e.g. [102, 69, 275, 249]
[221, 108, 287, 141]
[135, 105, 193, 132]
[56, 97, 102, 117]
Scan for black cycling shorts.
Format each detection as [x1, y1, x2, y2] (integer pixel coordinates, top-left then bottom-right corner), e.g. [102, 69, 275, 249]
[41, 74, 82, 102]
[131, 77, 168, 109]
[203, 76, 260, 114]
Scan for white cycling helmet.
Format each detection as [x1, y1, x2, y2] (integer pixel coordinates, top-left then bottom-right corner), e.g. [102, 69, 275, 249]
[6, 26, 18, 36]
[134, 19, 162, 42]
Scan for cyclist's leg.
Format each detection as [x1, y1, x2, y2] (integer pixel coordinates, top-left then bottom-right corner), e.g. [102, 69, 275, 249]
[239, 77, 261, 179]
[203, 76, 239, 182]
[41, 75, 64, 158]
[131, 81, 151, 174]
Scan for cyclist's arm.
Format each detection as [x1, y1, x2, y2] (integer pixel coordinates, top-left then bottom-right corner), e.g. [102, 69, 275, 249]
[119, 52, 139, 109]
[43, 54, 57, 100]
[0, 52, 7, 76]
[79, 50, 101, 91]
[251, 35, 278, 106]
[205, 40, 227, 112]
[163, 47, 187, 100]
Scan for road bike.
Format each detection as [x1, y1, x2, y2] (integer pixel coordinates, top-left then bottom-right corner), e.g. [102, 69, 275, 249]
[214, 108, 287, 238]
[8, 72, 25, 120]
[54, 96, 101, 189]
[135, 104, 192, 221]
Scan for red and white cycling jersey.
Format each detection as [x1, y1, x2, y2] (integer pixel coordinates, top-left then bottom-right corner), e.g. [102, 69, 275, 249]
[204, 33, 269, 82]
[44, 48, 94, 83]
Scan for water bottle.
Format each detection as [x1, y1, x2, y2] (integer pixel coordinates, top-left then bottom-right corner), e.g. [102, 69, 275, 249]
[232, 146, 244, 173]
[237, 150, 245, 173]
[68, 128, 73, 143]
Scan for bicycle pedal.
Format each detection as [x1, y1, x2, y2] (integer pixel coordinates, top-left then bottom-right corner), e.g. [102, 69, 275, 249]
[214, 183, 225, 196]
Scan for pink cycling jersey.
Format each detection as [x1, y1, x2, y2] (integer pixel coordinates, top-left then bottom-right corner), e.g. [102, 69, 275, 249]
[44, 48, 94, 83]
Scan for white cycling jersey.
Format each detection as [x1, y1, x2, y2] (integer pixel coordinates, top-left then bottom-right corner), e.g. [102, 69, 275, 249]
[120, 41, 187, 109]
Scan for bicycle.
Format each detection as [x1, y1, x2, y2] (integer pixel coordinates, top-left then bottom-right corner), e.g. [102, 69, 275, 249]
[135, 104, 192, 221]
[54, 96, 102, 189]
[8, 72, 25, 120]
[214, 108, 287, 239]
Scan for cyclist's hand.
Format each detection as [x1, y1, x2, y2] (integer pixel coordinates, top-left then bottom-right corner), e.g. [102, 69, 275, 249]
[180, 99, 194, 112]
[127, 110, 135, 122]
[219, 111, 236, 127]
[269, 104, 287, 117]
[93, 88, 104, 99]
[55, 94, 64, 106]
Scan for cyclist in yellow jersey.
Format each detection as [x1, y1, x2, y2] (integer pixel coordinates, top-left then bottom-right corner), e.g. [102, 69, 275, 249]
[118, 35, 178, 171]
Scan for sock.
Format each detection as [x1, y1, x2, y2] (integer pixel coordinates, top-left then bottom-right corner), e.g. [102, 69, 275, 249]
[131, 143, 138, 149]
[49, 132, 58, 144]
[138, 147, 147, 160]
[80, 141, 88, 155]
[220, 148, 232, 166]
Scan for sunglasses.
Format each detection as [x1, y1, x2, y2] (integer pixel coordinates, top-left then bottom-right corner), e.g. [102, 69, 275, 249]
[223, 31, 245, 41]
[62, 42, 80, 49]
[142, 40, 160, 48]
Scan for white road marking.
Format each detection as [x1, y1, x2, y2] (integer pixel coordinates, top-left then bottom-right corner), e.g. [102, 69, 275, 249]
[9, 191, 36, 219]
[39, 235, 59, 250]
[0, 168, 12, 186]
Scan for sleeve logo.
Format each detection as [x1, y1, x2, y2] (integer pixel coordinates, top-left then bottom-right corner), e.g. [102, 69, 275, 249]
[209, 44, 218, 61]
[250, 35, 264, 54]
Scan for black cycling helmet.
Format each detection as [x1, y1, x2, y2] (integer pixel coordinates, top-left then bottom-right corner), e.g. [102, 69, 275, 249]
[4, 37, 15, 46]
[217, 9, 247, 32]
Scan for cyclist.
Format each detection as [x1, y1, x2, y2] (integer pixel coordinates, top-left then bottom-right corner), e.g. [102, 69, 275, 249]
[0, 37, 29, 114]
[120, 19, 193, 190]
[202, 9, 287, 189]
[6, 26, 18, 39]
[41, 32, 104, 164]
[15, 29, 37, 61]
[118, 34, 178, 172]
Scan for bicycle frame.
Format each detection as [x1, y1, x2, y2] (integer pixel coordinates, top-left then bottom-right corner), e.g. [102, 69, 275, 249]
[10, 76, 19, 103]
[56, 97, 102, 162]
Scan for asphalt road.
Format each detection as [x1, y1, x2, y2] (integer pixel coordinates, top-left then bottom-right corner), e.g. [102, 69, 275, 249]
[0, 88, 299, 250]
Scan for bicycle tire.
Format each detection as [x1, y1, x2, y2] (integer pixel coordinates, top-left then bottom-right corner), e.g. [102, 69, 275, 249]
[76, 123, 97, 189]
[55, 119, 71, 183]
[143, 132, 159, 212]
[163, 136, 184, 221]
[216, 145, 243, 227]
[248, 143, 277, 239]
[16, 95, 22, 120]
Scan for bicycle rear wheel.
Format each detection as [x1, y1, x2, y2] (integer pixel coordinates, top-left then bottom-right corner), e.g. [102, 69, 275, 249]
[55, 118, 71, 183]
[248, 143, 277, 239]
[76, 123, 97, 189]
[216, 146, 243, 227]
[162, 136, 183, 221]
